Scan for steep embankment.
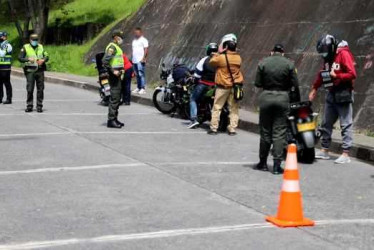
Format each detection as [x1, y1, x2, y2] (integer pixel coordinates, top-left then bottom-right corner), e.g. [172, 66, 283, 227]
[87, 0, 374, 130]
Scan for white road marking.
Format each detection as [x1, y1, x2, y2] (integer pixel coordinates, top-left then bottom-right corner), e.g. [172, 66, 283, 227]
[0, 219, 373, 249]
[0, 163, 145, 176]
[155, 161, 257, 166]
[11, 99, 97, 102]
[79, 131, 207, 135]
[0, 132, 69, 138]
[0, 112, 156, 116]
[0, 131, 205, 138]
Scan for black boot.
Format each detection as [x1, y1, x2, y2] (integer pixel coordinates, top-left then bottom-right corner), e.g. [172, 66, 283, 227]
[3, 99, 11, 104]
[25, 107, 33, 113]
[107, 120, 122, 129]
[116, 119, 124, 127]
[37, 107, 43, 113]
[272, 160, 284, 175]
[254, 158, 268, 171]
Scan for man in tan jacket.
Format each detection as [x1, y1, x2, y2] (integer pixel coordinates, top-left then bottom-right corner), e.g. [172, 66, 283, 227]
[208, 34, 244, 135]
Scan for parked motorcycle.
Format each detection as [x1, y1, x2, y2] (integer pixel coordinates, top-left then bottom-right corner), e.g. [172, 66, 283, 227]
[153, 63, 229, 130]
[95, 52, 111, 106]
[287, 101, 320, 163]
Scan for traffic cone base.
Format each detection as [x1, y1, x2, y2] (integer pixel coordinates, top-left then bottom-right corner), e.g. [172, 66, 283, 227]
[266, 144, 315, 228]
[266, 215, 315, 228]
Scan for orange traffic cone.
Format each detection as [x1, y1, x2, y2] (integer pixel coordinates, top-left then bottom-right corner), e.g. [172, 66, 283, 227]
[266, 143, 314, 227]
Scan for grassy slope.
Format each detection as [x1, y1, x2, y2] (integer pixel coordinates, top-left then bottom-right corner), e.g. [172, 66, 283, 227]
[1, 0, 145, 76]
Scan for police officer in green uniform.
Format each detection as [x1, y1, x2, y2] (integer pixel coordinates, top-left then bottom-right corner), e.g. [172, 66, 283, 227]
[102, 30, 125, 128]
[18, 34, 49, 113]
[254, 44, 300, 175]
[0, 31, 13, 104]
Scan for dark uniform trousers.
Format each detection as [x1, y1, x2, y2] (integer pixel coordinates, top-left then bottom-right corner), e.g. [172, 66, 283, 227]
[25, 69, 45, 108]
[259, 90, 289, 160]
[108, 73, 122, 121]
[0, 70, 12, 101]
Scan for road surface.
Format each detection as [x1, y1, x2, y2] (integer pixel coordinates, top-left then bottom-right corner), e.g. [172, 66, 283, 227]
[0, 77, 373, 249]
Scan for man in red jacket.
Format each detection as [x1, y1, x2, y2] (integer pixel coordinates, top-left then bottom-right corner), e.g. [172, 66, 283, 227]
[309, 35, 357, 164]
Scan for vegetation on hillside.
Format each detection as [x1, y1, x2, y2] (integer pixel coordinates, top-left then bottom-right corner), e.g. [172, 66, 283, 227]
[1, 0, 145, 76]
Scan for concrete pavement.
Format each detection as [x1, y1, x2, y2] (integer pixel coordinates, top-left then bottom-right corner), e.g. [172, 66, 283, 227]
[0, 77, 373, 249]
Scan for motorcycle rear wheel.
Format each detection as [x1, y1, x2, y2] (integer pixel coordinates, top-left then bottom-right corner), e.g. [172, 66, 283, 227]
[299, 147, 315, 164]
[153, 89, 176, 114]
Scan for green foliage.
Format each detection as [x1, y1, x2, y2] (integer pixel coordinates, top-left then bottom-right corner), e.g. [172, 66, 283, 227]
[50, 0, 145, 25]
[2, 0, 145, 76]
[45, 44, 97, 76]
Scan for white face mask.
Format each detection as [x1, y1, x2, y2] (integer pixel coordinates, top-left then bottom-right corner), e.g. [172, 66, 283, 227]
[117, 37, 123, 45]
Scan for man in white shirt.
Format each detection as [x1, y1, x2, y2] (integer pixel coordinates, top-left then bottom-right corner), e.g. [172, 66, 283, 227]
[132, 27, 149, 94]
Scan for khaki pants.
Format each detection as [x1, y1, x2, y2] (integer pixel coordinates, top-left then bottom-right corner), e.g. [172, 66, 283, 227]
[210, 87, 239, 132]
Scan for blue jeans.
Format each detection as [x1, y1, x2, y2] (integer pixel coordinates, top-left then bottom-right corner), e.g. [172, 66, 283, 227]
[190, 83, 209, 121]
[133, 62, 146, 89]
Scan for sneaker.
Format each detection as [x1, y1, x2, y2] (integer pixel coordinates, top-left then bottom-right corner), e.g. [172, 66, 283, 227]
[334, 154, 351, 164]
[132, 88, 140, 94]
[315, 150, 330, 160]
[138, 89, 146, 95]
[187, 120, 199, 129]
[228, 131, 237, 136]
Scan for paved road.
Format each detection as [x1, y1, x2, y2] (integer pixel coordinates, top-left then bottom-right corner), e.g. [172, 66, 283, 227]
[0, 77, 373, 250]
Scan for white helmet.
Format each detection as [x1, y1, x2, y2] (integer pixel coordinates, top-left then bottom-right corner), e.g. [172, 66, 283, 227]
[220, 33, 238, 46]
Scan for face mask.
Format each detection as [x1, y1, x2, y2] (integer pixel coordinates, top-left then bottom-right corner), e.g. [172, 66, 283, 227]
[117, 38, 123, 45]
[31, 40, 38, 46]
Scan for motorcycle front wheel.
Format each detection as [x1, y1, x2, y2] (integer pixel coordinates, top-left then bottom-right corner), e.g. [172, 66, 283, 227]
[153, 88, 176, 114]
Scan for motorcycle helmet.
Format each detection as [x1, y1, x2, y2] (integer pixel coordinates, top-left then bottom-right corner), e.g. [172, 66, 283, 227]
[316, 34, 339, 62]
[221, 33, 238, 51]
[206, 43, 218, 56]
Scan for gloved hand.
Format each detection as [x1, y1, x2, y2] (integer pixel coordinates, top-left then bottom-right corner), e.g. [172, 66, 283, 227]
[0, 50, 5, 57]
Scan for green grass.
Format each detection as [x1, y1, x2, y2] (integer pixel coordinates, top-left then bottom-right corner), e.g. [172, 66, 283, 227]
[1, 0, 145, 76]
[50, 0, 145, 25]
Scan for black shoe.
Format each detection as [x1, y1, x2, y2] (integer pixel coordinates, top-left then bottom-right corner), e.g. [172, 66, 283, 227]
[272, 160, 284, 175]
[228, 131, 237, 136]
[124, 102, 130, 106]
[107, 120, 122, 128]
[3, 99, 11, 104]
[37, 107, 43, 113]
[25, 107, 33, 113]
[207, 130, 218, 135]
[116, 119, 124, 127]
[254, 158, 268, 171]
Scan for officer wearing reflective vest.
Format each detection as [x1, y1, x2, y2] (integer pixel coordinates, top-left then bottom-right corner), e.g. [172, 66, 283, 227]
[18, 34, 49, 113]
[0, 31, 13, 104]
[102, 30, 125, 128]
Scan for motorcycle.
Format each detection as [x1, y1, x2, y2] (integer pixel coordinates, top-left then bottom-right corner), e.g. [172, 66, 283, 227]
[287, 101, 320, 163]
[153, 63, 229, 130]
[95, 52, 111, 106]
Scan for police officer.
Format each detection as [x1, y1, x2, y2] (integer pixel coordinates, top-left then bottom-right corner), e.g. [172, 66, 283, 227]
[18, 34, 49, 113]
[103, 30, 125, 128]
[254, 44, 300, 175]
[0, 31, 13, 104]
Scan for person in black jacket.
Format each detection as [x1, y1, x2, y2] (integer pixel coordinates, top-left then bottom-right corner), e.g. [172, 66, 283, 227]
[188, 43, 218, 128]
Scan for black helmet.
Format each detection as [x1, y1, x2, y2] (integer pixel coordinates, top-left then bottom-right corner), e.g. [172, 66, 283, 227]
[272, 44, 285, 53]
[206, 43, 218, 56]
[317, 34, 339, 62]
[0, 31, 7, 37]
[112, 30, 124, 39]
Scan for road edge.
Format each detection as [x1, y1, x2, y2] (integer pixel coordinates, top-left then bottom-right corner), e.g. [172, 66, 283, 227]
[11, 69, 374, 164]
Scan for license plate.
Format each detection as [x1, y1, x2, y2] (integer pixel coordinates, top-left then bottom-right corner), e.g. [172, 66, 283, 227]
[297, 122, 316, 132]
[101, 79, 109, 85]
